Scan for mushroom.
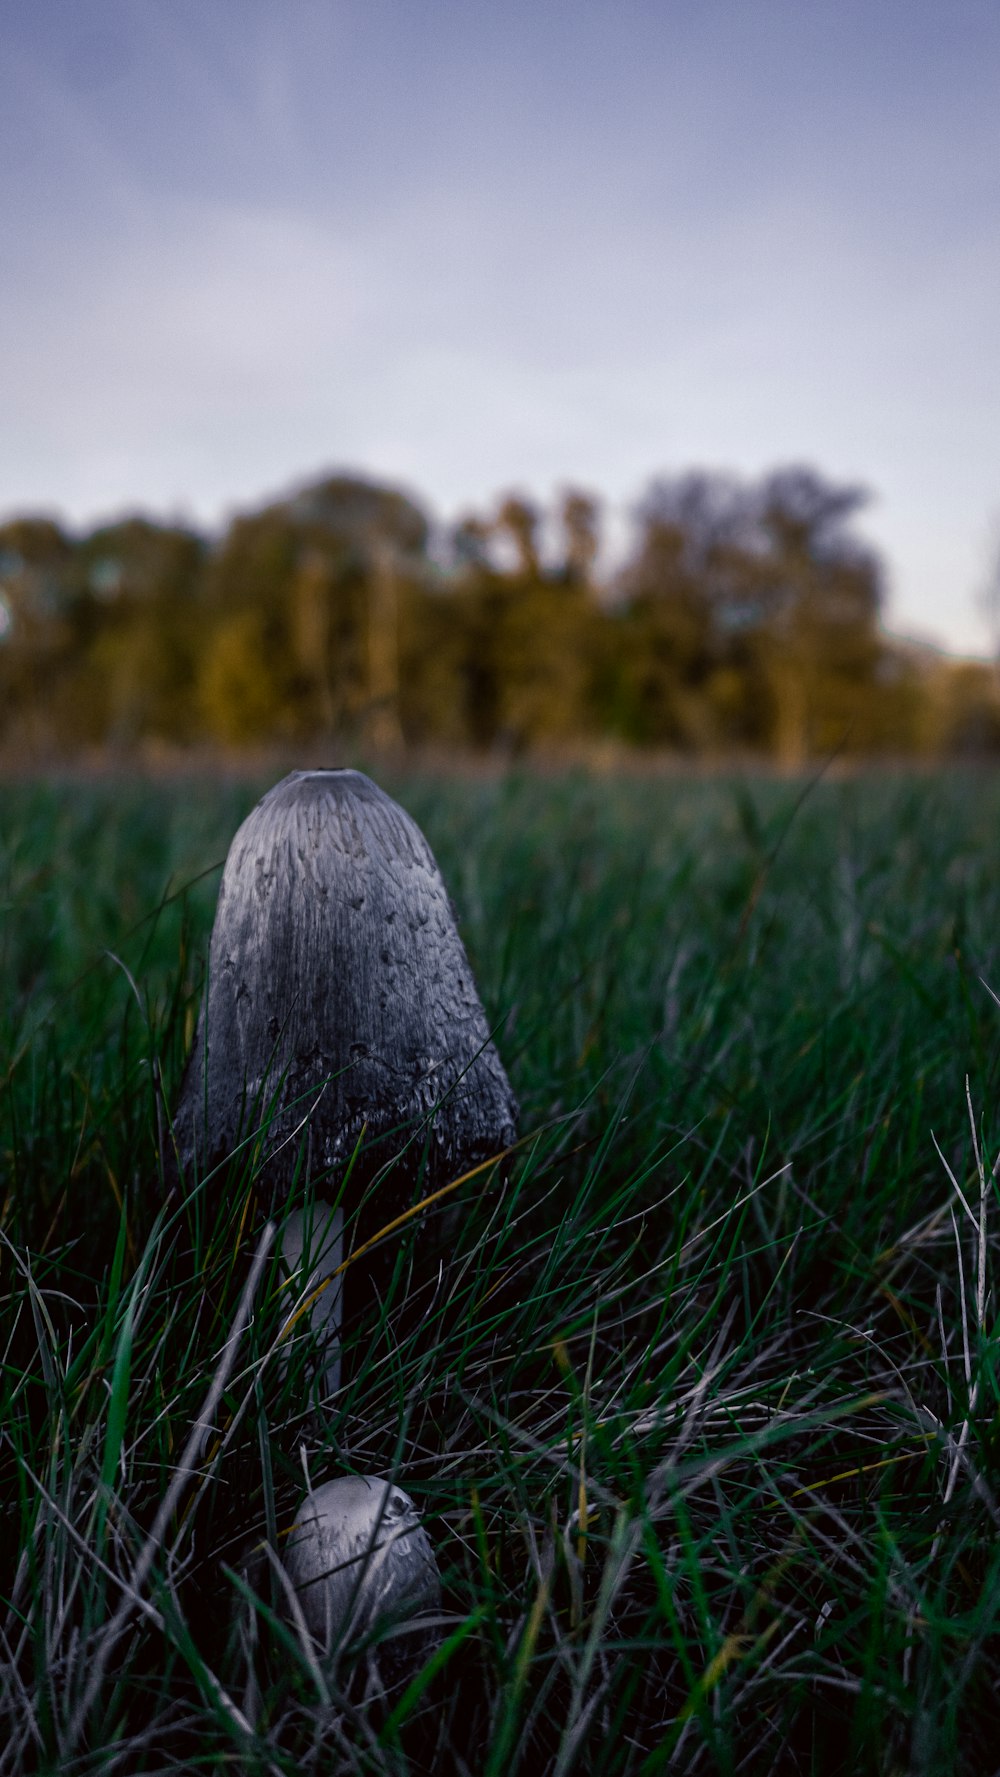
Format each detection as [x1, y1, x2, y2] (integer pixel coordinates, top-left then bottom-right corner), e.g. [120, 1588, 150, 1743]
[173, 769, 517, 1221]
[283, 1476, 440, 1677]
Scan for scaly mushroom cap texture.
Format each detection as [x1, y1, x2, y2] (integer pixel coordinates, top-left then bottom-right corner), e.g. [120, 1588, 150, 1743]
[283, 1476, 440, 1652]
[173, 769, 517, 1199]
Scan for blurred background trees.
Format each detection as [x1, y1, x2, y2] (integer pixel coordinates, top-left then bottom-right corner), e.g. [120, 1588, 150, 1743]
[0, 464, 995, 762]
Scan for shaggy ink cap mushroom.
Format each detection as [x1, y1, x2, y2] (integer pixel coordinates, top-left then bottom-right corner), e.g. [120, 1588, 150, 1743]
[174, 768, 518, 1207]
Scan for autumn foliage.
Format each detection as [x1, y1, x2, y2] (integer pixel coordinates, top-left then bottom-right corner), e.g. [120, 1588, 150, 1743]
[0, 467, 995, 761]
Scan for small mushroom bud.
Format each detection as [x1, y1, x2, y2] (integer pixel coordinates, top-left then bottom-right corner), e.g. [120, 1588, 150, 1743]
[277, 1201, 343, 1402]
[283, 1476, 440, 1674]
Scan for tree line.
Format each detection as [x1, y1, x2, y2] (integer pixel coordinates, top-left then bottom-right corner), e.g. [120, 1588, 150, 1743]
[0, 466, 996, 762]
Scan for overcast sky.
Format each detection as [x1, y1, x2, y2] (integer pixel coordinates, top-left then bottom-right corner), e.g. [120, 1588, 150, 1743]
[2, 0, 998, 652]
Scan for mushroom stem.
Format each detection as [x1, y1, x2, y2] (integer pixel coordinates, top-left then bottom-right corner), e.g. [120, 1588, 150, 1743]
[277, 1200, 344, 1402]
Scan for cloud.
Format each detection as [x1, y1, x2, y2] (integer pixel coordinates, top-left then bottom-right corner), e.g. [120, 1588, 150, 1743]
[1, 0, 999, 655]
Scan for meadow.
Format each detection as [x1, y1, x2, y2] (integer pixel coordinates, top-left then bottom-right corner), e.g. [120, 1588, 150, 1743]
[2, 764, 1000, 1774]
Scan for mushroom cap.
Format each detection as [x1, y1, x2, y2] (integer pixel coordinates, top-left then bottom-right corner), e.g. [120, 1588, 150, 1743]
[283, 1475, 440, 1655]
[174, 769, 517, 1197]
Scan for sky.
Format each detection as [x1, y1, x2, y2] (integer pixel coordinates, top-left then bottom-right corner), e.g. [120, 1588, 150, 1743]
[1, 0, 998, 653]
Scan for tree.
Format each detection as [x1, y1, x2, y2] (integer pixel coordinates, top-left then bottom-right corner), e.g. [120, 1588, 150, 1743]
[446, 492, 605, 750]
[559, 490, 600, 585]
[751, 469, 882, 764]
[76, 518, 207, 746]
[613, 475, 751, 748]
[495, 495, 542, 580]
[199, 473, 431, 747]
[615, 468, 884, 761]
[0, 518, 79, 748]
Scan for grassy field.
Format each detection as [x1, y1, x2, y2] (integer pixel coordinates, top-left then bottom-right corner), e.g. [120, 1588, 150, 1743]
[3, 764, 1000, 1774]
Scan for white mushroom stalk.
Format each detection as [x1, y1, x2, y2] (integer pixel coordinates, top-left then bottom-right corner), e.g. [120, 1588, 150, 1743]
[277, 1200, 344, 1402]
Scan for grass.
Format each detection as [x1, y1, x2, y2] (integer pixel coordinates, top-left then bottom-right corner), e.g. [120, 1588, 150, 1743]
[2, 763, 1000, 1773]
